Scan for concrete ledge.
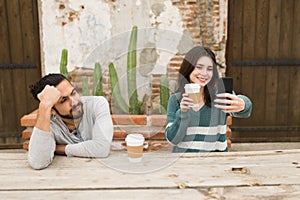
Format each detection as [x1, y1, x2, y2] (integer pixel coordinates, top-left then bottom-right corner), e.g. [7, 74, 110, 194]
[112, 115, 147, 125]
[20, 110, 233, 151]
[20, 110, 38, 127]
[231, 142, 300, 152]
[149, 115, 166, 126]
[20, 110, 150, 126]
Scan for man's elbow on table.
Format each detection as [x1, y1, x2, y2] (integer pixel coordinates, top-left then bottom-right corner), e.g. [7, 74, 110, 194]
[92, 142, 111, 158]
[27, 133, 55, 170]
[28, 154, 53, 170]
[65, 141, 111, 158]
[97, 148, 110, 158]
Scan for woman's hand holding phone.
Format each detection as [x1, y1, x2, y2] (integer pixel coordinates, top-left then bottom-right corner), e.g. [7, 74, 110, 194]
[215, 77, 246, 113]
[214, 93, 246, 113]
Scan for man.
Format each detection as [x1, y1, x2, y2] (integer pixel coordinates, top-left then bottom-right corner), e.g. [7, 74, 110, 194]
[28, 73, 113, 169]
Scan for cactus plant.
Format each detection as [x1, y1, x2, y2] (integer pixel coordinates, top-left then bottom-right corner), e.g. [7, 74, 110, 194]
[109, 63, 129, 113]
[93, 62, 103, 96]
[81, 76, 89, 96]
[59, 49, 71, 81]
[160, 75, 170, 114]
[127, 25, 139, 114]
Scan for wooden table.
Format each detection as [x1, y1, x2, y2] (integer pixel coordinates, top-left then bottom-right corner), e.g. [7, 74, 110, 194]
[1, 149, 300, 199]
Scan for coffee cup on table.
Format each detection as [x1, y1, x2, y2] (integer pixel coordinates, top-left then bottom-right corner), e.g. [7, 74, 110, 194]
[184, 83, 201, 107]
[125, 134, 145, 162]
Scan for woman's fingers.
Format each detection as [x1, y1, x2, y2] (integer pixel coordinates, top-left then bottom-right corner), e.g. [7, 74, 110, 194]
[180, 93, 194, 112]
[214, 93, 245, 113]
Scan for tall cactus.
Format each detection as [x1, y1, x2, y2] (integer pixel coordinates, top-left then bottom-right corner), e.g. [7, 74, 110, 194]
[127, 25, 139, 114]
[93, 62, 103, 96]
[109, 63, 129, 113]
[81, 76, 89, 96]
[160, 75, 170, 114]
[59, 49, 71, 81]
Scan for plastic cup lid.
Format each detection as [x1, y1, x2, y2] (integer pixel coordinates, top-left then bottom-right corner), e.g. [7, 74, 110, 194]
[185, 83, 200, 88]
[185, 83, 200, 92]
[125, 134, 145, 146]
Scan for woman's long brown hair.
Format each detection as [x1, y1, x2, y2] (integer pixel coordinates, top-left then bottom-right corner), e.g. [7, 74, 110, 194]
[176, 46, 219, 107]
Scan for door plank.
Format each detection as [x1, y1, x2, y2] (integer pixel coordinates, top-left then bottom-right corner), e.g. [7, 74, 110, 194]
[239, 0, 256, 128]
[289, 0, 300, 126]
[226, 0, 243, 93]
[265, 0, 281, 126]
[6, 0, 27, 135]
[0, 0, 41, 145]
[19, 0, 40, 112]
[276, 0, 293, 128]
[0, 0, 16, 134]
[0, 0, 10, 131]
[251, 0, 268, 126]
[226, 0, 245, 131]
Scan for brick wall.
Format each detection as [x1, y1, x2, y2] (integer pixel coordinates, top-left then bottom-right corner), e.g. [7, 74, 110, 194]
[152, 0, 227, 112]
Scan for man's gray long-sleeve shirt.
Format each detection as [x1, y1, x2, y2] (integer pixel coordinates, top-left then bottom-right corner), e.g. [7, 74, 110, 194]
[28, 96, 114, 169]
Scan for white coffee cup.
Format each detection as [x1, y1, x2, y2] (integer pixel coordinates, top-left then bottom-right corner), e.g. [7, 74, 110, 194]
[125, 134, 145, 162]
[184, 84, 201, 106]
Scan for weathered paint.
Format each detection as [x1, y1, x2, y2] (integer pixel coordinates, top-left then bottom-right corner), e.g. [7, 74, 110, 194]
[39, 0, 184, 75]
[38, 0, 227, 101]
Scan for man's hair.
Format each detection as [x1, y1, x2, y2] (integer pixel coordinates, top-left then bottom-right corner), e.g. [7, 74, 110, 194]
[30, 73, 67, 101]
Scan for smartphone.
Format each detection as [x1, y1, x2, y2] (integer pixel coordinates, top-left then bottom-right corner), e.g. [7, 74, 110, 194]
[218, 77, 233, 94]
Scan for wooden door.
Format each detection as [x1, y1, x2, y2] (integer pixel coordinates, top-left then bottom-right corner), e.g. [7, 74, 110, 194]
[226, 0, 300, 142]
[0, 0, 41, 148]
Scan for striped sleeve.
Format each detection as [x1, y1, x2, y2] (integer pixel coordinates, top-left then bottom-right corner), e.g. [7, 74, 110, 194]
[231, 95, 252, 118]
[165, 94, 191, 145]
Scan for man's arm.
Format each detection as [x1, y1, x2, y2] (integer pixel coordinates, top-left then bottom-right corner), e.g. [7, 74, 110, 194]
[55, 145, 66, 155]
[35, 85, 62, 131]
[35, 102, 52, 132]
[28, 127, 56, 169]
[28, 85, 62, 169]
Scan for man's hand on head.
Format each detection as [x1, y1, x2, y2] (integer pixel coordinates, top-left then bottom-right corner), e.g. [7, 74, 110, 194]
[37, 85, 62, 108]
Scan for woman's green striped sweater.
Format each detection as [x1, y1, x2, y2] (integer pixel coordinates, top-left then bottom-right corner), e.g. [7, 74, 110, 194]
[165, 93, 252, 153]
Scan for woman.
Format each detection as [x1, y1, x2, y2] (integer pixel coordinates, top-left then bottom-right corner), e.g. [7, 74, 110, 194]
[165, 46, 252, 152]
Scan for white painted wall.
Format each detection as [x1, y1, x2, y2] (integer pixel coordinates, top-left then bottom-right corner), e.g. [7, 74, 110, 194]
[38, 0, 227, 102]
[38, 0, 192, 101]
[38, 0, 111, 75]
[38, 0, 187, 74]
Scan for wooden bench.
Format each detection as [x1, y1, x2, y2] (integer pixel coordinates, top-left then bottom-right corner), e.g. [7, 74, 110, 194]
[20, 110, 232, 151]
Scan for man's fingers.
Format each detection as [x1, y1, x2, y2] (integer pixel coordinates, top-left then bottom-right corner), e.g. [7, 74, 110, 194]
[37, 85, 62, 106]
[37, 93, 41, 101]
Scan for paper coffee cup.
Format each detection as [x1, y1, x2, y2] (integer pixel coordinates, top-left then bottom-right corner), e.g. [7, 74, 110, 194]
[184, 84, 200, 106]
[125, 134, 145, 162]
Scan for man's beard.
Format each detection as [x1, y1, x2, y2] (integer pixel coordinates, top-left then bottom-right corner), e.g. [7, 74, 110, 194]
[53, 102, 84, 120]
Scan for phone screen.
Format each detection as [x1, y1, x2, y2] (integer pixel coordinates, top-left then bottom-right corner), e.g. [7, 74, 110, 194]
[218, 77, 233, 94]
